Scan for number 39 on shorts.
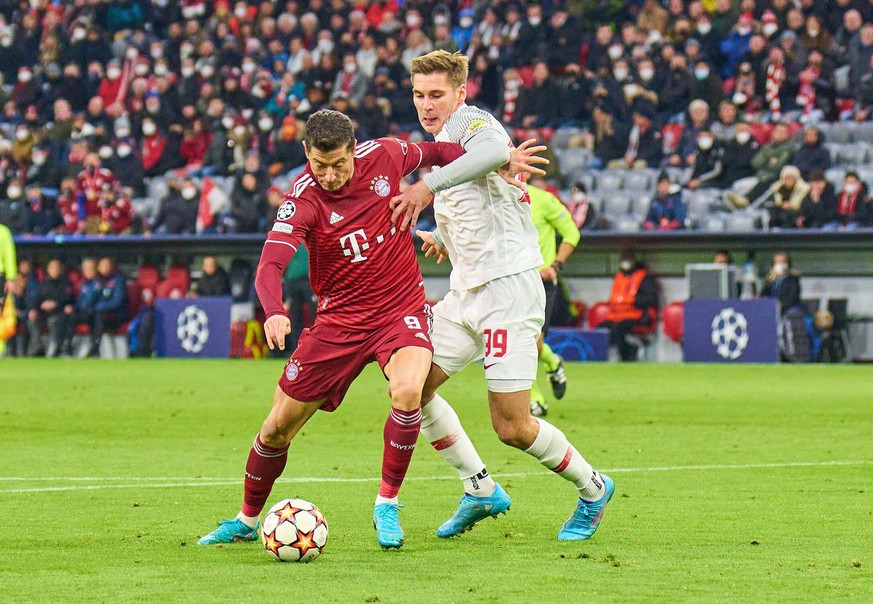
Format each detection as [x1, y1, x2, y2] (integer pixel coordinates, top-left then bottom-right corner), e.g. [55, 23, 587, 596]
[483, 328, 508, 358]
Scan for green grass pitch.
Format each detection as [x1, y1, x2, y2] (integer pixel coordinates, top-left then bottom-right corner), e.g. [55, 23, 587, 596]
[0, 360, 870, 603]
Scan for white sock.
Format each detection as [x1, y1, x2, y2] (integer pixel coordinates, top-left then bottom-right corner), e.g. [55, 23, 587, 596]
[375, 495, 399, 506]
[421, 393, 496, 497]
[524, 418, 605, 501]
[236, 511, 259, 528]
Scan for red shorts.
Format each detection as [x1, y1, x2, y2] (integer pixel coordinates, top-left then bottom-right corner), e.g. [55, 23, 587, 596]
[278, 305, 433, 412]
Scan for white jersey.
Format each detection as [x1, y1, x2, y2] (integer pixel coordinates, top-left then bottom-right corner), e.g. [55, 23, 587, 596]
[433, 104, 543, 291]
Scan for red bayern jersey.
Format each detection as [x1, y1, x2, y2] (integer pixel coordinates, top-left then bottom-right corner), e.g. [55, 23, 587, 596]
[256, 137, 463, 331]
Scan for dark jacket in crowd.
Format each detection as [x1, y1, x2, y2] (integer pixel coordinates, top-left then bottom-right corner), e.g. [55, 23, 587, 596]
[152, 191, 198, 234]
[720, 137, 757, 185]
[77, 278, 101, 312]
[197, 268, 231, 297]
[798, 183, 838, 228]
[792, 141, 832, 179]
[95, 272, 128, 317]
[31, 275, 74, 314]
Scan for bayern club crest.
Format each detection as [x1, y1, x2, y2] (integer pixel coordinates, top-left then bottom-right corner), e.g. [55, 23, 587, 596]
[370, 175, 391, 197]
[285, 359, 301, 381]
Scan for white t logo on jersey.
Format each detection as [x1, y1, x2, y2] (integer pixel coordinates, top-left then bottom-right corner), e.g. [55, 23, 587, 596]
[339, 228, 370, 263]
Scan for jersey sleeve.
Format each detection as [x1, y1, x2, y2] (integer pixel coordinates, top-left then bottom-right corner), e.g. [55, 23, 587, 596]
[378, 137, 464, 178]
[442, 105, 502, 147]
[255, 196, 314, 318]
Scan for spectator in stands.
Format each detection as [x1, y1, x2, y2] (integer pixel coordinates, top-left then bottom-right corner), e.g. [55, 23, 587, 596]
[614, 101, 662, 169]
[26, 142, 62, 192]
[565, 182, 598, 231]
[601, 251, 659, 361]
[660, 53, 696, 119]
[711, 100, 740, 141]
[583, 105, 628, 168]
[797, 170, 838, 228]
[768, 165, 810, 228]
[514, 61, 560, 128]
[516, 3, 550, 65]
[849, 24, 873, 100]
[825, 171, 871, 230]
[720, 11, 755, 78]
[149, 178, 199, 235]
[692, 59, 725, 111]
[0, 180, 27, 234]
[670, 99, 711, 166]
[76, 152, 117, 234]
[193, 256, 231, 297]
[720, 121, 758, 186]
[792, 126, 832, 178]
[26, 258, 74, 357]
[644, 173, 686, 230]
[686, 129, 726, 190]
[97, 188, 134, 235]
[23, 186, 61, 236]
[332, 52, 370, 108]
[761, 252, 801, 315]
[728, 122, 797, 209]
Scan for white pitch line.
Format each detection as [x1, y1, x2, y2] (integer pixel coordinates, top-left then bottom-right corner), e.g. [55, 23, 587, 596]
[0, 460, 869, 494]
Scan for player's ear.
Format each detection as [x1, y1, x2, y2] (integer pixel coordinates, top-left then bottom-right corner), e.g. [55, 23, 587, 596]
[302, 140, 309, 159]
[457, 83, 467, 103]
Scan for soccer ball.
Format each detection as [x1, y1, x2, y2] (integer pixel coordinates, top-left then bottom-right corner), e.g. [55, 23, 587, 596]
[262, 498, 328, 562]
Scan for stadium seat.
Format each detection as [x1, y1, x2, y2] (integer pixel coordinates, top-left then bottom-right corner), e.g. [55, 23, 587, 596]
[703, 213, 728, 231]
[600, 193, 631, 220]
[662, 301, 684, 343]
[551, 127, 584, 150]
[630, 194, 651, 217]
[726, 212, 757, 231]
[836, 143, 870, 166]
[616, 214, 642, 232]
[624, 170, 654, 193]
[156, 265, 191, 299]
[825, 167, 847, 188]
[136, 264, 161, 306]
[587, 302, 610, 328]
[824, 122, 854, 144]
[596, 170, 624, 192]
[556, 148, 590, 177]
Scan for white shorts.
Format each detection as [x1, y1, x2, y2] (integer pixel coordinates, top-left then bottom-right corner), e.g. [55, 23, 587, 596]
[431, 269, 545, 392]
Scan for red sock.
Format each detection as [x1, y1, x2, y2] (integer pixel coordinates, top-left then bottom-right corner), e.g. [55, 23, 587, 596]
[379, 406, 422, 499]
[241, 434, 289, 517]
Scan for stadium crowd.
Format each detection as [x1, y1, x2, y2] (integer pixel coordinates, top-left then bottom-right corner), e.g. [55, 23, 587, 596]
[1, 0, 873, 236]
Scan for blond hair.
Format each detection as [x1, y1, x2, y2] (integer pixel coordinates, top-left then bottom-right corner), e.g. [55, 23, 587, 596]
[410, 50, 469, 88]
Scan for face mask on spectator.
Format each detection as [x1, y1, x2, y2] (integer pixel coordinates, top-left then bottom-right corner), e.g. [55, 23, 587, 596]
[182, 186, 197, 199]
[737, 26, 751, 35]
[15, 129, 28, 141]
[608, 45, 623, 60]
[150, 46, 163, 60]
[529, 16, 542, 26]
[763, 23, 778, 37]
[181, 65, 194, 78]
[460, 16, 473, 28]
[620, 259, 634, 272]
[344, 62, 356, 73]
[845, 182, 859, 194]
[613, 68, 628, 81]
[72, 27, 87, 41]
[117, 144, 132, 157]
[180, 42, 194, 58]
[202, 65, 215, 78]
[736, 131, 751, 144]
[154, 64, 168, 77]
[1, 35, 13, 47]
[639, 67, 654, 81]
[19, 70, 32, 83]
[235, 6, 247, 18]
[318, 39, 334, 54]
[695, 67, 710, 79]
[107, 67, 121, 80]
[434, 15, 449, 26]
[807, 27, 819, 37]
[7, 186, 22, 198]
[116, 125, 131, 138]
[222, 116, 235, 130]
[242, 61, 256, 74]
[698, 21, 712, 35]
[99, 145, 114, 159]
[32, 152, 46, 165]
[258, 118, 273, 131]
[234, 124, 247, 136]
[698, 136, 714, 150]
[143, 122, 156, 136]
[126, 47, 139, 60]
[772, 262, 788, 276]
[406, 14, 421, 27]
[135, 63, 149, 76]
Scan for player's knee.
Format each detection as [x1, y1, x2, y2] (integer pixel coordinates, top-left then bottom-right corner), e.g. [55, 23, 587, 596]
[389, 379, 424, 410]
[258, 423, 291, 449]
[493, 416, 538, 449]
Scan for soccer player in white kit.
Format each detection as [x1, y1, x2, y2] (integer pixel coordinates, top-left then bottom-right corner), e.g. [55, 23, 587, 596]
[390, 51, 614, 541]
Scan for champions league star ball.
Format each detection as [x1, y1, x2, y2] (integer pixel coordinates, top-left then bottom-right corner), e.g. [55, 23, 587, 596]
[262, 499, 328, 562]
[710, 307, 750, 360]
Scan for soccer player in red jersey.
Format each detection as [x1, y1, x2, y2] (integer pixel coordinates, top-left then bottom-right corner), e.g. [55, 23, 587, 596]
[198, 109, 545, 549]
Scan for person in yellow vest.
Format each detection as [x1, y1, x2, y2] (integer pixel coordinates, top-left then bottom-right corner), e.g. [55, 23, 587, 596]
[527, 177, 580, 417]
[0, 221, 18, 355]
[601, 251, 659, 361]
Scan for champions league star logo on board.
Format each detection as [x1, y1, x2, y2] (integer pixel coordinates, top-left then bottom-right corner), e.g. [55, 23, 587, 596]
[710, 307, 749, 360]
[177, 304, 210, 354]
[370, 175, 391, 197]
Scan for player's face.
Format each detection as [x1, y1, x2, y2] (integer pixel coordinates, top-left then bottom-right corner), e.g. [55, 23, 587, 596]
[305, 143, 355, 191]
[412, 72, 466, 134]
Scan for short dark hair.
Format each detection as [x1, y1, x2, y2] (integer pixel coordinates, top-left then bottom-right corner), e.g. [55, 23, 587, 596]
[304, 109, 355, 153]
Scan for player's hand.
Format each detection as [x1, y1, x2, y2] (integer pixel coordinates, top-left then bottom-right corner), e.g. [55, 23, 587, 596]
[389, 180, 434, 231]
[540, 266, 557, 283]
[263, 315, 292, 351]
[3, 280, 13, 294]
[416, 230, 447, 264]
[499, 139, 550, 187]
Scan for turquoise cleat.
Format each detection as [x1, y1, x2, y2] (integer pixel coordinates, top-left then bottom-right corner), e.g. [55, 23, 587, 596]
[557, 474, 615, 541]
[436, 483, 512, 538]
[373, 503, 405, 549]
[197, 518, 260, 545]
